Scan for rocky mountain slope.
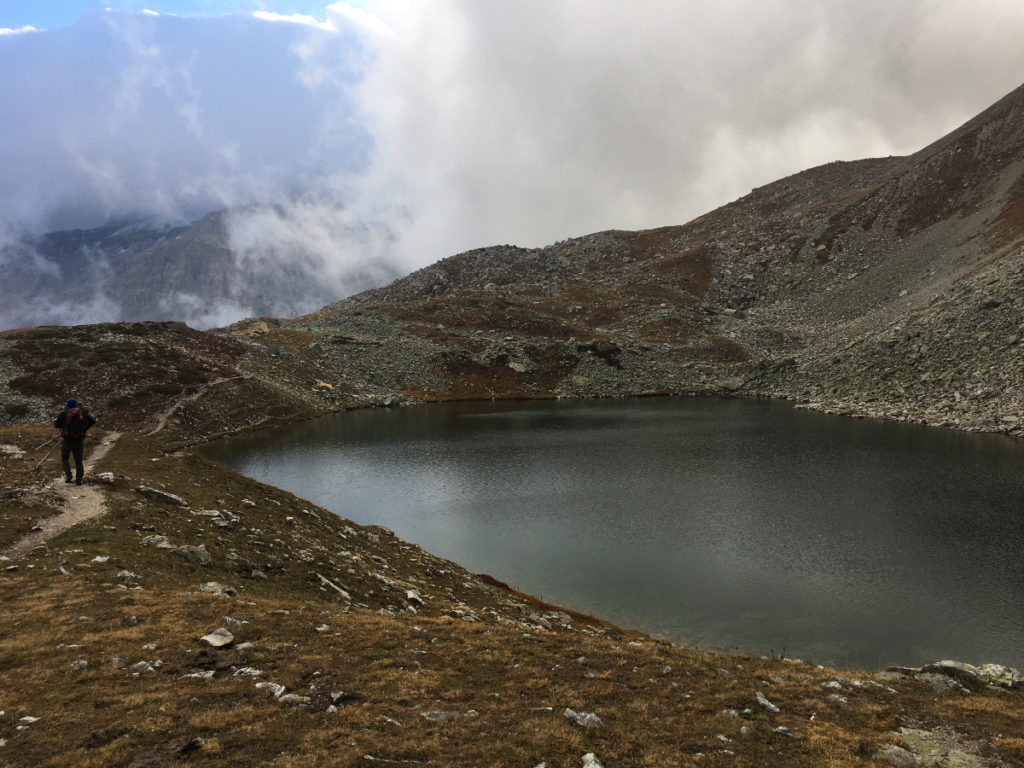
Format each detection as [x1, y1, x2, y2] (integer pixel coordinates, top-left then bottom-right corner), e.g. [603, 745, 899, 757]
[279, 80, 1024, 437]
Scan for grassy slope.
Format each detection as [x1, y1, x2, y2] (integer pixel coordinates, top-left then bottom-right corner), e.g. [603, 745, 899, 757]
[1, 425, 1022, 767]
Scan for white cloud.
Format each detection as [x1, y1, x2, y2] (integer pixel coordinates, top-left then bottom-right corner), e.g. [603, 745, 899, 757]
[159, 293, 252, 330]
[0, 26, 40, 35]
[325, 2, 395, 39]
[0, 289, 122, 331]
[3, 0, 1024, 312]
[253, 10, 335, 31]
[347, 0, 1024, 266]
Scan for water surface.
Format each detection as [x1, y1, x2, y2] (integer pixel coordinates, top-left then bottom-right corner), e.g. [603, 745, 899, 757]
[202, 397, 1024, 669]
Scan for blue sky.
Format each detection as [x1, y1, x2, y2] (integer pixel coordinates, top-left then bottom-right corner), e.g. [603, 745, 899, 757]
[0, 1, 362, 30]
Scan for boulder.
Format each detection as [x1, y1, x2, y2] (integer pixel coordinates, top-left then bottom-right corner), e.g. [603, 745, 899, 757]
[200, 628, 234, 648]
[756, 691, 780, 713]
[564, 708, 603, 728]
[921, 660, 1023, 691]
[140, 534, 175, 549]
[875, 745, 916, 767]
[199, 582, 237, 597]
[136, 486, 187, 506]
[173, 545, 211, 566]
[255, 682, 286, 698]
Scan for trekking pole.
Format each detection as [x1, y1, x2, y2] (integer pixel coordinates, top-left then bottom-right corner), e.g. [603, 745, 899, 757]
[33, 446, 57, 473]
[34, 435, 60, 451]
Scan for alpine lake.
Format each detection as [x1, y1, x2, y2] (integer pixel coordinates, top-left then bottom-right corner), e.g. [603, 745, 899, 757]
[200, 396, 1024, 671]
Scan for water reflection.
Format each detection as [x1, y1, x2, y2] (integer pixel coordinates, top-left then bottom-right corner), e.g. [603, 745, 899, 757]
[201, 397, 1024, 669]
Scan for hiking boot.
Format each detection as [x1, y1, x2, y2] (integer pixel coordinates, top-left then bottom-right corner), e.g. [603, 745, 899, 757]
[75, 479, 83, 486]
[64, 477, 73, 484]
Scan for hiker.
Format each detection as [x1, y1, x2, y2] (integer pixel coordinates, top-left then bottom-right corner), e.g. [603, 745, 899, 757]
[54, 397, 97, 485]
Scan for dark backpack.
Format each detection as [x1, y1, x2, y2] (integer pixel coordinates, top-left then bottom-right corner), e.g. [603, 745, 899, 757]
[63, 407, 86, 439]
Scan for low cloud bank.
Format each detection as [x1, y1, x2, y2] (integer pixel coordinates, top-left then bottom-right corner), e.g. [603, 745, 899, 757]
[3, 1, 1024, 327]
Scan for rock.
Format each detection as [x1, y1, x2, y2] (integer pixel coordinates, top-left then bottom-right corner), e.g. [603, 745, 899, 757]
[976, 663, 1023, 688]
[199, 628, 234, 648]
[916, 673, 966, 693]
[72, 660, 88, 671]
[581, 754, 604, 768]
[529, 613, 553, 631]
[117, 570, 140, 582]
[875, 745, 916, 767]
[546, 611, 572, 626]
[136, 486, 187, 506]
[278, 694, 311, 707]
[422, 710, 478, 722]
[173, 544, 211, 566]
[720, 376, 745, 391]
[564, 708, 603, 728]
[895, 727, 989, 768]
[600, 628, 622, 641]
[920, 659, 1023, 691]
[140, 534, 175, 549]
[94, 472, 115, 484]
[199, 582, 236, 597]
[756, 692, 780, 713]
[255, 682, 286, 698]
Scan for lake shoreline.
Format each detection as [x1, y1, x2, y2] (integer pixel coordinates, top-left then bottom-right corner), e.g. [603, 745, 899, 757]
[200, 396, 1024, 672]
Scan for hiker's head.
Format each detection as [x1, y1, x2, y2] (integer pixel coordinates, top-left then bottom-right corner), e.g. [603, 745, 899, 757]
[66, 397, 77, 408]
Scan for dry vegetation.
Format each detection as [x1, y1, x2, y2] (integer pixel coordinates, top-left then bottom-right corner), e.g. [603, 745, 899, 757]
[1, 425, 1021, 767]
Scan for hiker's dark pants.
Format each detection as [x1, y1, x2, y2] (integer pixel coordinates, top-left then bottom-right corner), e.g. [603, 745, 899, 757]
[61, 437, 85, 482]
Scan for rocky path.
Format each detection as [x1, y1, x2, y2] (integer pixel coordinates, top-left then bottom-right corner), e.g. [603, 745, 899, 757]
[3, 432, 120, 557]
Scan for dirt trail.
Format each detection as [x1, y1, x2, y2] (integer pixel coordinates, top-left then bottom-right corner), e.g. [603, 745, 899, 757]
[3, 432, 121, 557]
[146, 376, 241, 436]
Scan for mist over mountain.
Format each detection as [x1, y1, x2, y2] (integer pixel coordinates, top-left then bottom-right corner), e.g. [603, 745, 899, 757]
[3, 2, 1024, 330]
[0, 204, 402, 330]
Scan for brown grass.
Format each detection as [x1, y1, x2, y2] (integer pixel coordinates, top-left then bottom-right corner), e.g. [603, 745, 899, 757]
[0, 425, 1021, 766]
